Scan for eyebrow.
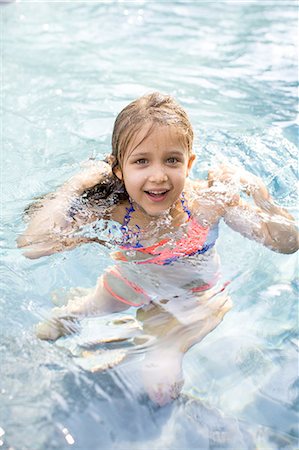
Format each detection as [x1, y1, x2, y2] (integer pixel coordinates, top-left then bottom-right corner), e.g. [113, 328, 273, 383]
[129, 151, 151, 158]
[129, 149, 186, 159]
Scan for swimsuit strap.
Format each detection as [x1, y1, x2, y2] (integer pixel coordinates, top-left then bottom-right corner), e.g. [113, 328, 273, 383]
[121, 194, 190, 231]
[120, 193, 190, 248]
[120, 197, 135, 233]
[120, 198, 142, 247]
[180, 192, 192, 219]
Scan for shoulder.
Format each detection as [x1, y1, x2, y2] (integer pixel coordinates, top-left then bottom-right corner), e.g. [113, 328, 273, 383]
[186, 178, 208, 191]
[184, 178, 211, 201]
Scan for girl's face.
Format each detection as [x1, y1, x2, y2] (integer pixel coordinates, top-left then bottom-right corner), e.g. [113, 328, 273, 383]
[114, 124, 195, 217]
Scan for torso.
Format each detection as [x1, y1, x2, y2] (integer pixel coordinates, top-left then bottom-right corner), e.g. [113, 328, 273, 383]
[97, 179, 223, 300]
[73, 178, 224, 270]
[109, 179, 223, 265]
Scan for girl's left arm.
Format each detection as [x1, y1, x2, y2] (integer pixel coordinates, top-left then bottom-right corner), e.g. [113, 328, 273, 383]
[209, 165, 298, 254]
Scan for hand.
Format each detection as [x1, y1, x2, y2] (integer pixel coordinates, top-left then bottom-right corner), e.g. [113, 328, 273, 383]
[35, 304, 81, 341]
[206, 164, 241, 210]
[208, 164, 270, 208]
[68, 160, 113, 194]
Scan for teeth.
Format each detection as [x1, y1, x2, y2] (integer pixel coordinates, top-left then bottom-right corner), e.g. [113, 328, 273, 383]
[148, 191, 167, 194]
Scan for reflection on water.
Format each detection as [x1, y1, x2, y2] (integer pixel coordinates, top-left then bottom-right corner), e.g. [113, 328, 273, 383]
[1, 0, 298, 449]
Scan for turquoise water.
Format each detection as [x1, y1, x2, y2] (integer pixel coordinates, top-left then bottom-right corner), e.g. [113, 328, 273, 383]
[1, 1, 298, 449]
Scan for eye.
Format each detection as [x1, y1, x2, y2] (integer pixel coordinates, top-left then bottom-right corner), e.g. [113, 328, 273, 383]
[135, 158, 148, 165]
[167, 157, 179, 164]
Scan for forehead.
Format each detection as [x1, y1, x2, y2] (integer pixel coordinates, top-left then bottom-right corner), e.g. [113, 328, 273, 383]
[125, 124, 187, 159]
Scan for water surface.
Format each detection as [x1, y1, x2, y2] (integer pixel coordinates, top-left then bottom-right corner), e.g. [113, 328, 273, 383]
[1, 1, 298, 449]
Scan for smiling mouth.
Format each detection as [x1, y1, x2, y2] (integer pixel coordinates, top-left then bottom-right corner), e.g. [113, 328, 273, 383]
[144, 190, 170, 201]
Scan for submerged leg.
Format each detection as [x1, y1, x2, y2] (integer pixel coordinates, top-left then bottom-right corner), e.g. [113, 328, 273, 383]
[36, 265, 152, 341]
[139, 293, 232, 406]
[36, 275, 129, 341]
[51, 287, 93, 306]
[142, 343, 185, 406]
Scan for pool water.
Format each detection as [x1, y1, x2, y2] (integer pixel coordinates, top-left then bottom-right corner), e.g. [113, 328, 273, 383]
[1, 1, 298, 449]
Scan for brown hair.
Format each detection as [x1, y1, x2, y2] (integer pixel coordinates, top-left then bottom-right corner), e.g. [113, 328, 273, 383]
[111, 92, 194, 170]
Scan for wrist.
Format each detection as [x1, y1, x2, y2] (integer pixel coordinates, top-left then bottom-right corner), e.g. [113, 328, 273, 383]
[60, 178, 85, 195]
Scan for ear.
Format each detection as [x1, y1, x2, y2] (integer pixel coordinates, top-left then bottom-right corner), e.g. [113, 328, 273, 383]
[106, 154, 116, 166]
[113, 166, 123, 180]
[187, 154, 196, 174]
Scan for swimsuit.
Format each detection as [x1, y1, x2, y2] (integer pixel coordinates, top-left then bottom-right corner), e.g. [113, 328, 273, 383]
[118, 193, 218, 265]
[103, 194, 220, 307]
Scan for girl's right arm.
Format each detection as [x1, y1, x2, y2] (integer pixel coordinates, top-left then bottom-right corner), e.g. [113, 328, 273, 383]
[17, 160, 113, 258]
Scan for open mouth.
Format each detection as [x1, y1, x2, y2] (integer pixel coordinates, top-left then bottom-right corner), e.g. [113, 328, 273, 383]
[144, 190, 169, 201]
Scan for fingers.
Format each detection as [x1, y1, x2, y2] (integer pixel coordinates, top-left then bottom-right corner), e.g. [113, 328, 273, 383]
[81, 159, 111, 172]
[72, 160, 113, 193]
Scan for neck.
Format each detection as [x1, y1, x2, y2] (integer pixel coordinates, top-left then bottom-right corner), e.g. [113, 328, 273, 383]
[129, 196, 188, 227]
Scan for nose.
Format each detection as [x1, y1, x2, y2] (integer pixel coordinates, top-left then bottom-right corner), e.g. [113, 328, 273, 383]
[148, 166, 168, 183]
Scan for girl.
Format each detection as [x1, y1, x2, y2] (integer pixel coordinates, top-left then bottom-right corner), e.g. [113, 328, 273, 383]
[18, 92, 298, 405]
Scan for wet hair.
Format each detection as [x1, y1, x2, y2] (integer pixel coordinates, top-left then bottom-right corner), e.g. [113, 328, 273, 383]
[111, 91, 194, 170]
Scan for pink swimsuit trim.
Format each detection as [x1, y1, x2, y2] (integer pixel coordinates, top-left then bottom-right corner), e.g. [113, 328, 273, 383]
[103, 267, 228, 307]
[133, 218, 210, 265]
[116, 218, 213, 266]
[103, 267, 150, 307]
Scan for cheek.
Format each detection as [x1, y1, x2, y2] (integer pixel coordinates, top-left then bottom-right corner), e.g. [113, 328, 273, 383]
[125, 169, 141, 183]
[175, 174, 189, 194]
[174, 170, 188, 185]
[123, 170, 145, 193]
